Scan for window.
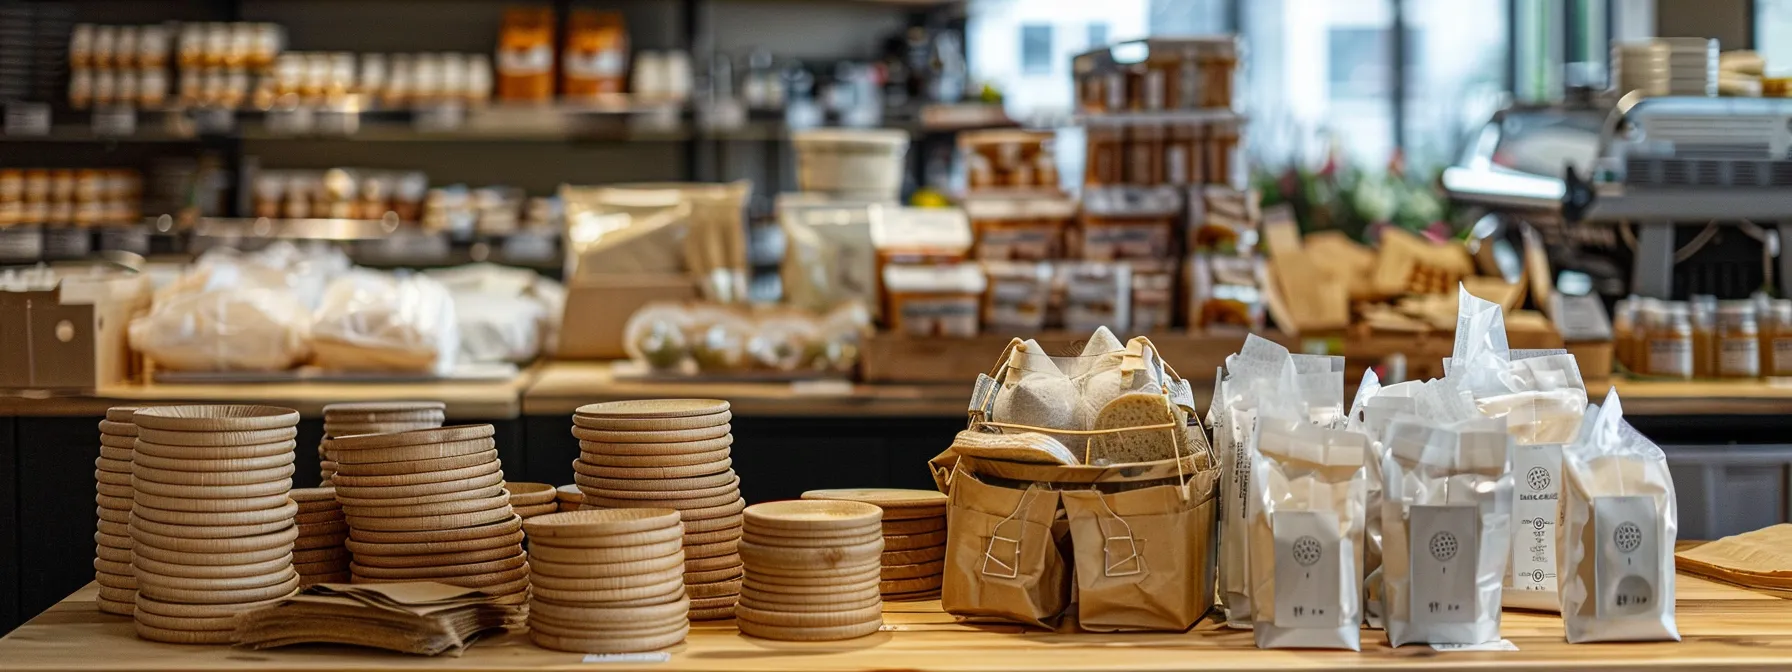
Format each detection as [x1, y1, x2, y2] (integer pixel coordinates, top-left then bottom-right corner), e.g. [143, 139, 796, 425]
[1021, 24, 1054, 75]
[1760, 0, 1792, 74]
[1087, 22, 1110, 50]
[1328, 28, 1394, 97]
[1405, 0, 1508, 170]
[1243, 0, 1397, 165]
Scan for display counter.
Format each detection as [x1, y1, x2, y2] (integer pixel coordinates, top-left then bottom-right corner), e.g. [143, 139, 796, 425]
[0, 573, 1786, 672]
[0, 373, 536, 419]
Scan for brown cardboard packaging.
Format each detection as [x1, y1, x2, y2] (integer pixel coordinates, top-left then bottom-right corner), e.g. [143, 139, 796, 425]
[939, 473, 1069, 629]
[555, 274, 697, 359]
[1061, 468, 1219, 632]
[0, 274, 148, 390]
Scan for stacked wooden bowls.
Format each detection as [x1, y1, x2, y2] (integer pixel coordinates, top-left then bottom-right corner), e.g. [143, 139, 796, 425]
[736, 500, 885, 641]
[570, 399, 742, 620]
[127, 405, 303, 645]
[95, 405, 143, 616]
[555, 485, 582, 513]
[801, 489, 948, 601]
[290, 487, 348, 586]
[318, 401, 446, 483]
[505, 482, 558, 519]
[523, 509, 691, 653]
[329, 424, 528, 602]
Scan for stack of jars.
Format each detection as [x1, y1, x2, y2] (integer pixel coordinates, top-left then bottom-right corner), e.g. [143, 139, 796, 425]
[1615, 295, 1792, 379]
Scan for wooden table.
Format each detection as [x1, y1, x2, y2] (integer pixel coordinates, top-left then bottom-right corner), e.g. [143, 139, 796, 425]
[524, 361, 971, 418]
[0, 372, 538, 420]
[1606, 378, 1792, 416]
[2, 575, 1789, 672]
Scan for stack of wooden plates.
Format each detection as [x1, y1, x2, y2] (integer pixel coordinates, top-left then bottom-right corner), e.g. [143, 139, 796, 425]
[570, 399, 742, 620]
[290, 487, 347, 586]
[555, 485, 582, 513]
[127, 405, 303, 645]
[95, 405, 144, 616]
[801, 489, 948, 601]
[318, 401, 446, 483]
[505, 482, 558, 519]
[522, 509, 691, 653]
[330, 424, 528, 602]
[736, 500, 885, 641]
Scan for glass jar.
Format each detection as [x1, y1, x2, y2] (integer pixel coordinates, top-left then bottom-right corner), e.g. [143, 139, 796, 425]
[1769, 300, 1792, 377]
[1647, 302, 1693, 379]
[1716, 300, 1760, 378]
[1691, 295, 1717, 378]
[1612, 298, 1636, 373]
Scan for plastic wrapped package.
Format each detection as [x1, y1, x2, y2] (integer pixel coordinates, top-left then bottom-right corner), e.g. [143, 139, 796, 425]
[683, 304, 751, 371]
[562, 182, 749, 302]
[746, 309, 818, 372]
[427, 263, 564, 364]
[810, 301, 871, 372]
[777, 195, 881, 314]
[310, 271, 460, 375]
[128, 286, 313, 371]
[623, 302, 693, 370]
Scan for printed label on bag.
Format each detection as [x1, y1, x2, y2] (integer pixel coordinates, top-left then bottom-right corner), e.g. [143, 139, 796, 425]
[1510, 444, 1561, 592]
[1720, 337, 1761, 377]
[1410, 504, 1479, 624]
[1594, 495, 1661, 618]
[1273, 509, 1346, 628]
[1230, 408, 1258, 522]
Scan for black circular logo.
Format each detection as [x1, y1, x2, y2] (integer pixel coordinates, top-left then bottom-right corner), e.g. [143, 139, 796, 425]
[1527, 466, 1551, 491]
[1614, 522, 1643, 553]
[1532, 517, 1548, 531]
[1429, 531, 1459, 562]
[1293, 536, 1323, 566]
[1531, 569, 1546, 583]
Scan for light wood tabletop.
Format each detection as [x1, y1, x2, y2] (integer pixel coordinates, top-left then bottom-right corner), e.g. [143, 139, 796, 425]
[0, 574, 1786, 672]
[0, 370, 539, 420]
[522, 360, 974, 418]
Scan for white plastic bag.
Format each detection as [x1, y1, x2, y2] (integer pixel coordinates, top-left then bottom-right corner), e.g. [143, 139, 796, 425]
[1248, 418, 1369, 650]
[127, 286, 313, 371]
[310, 271, 460, 375]
[1215, 334, 1298, 627]
[427, 263, 560, 364]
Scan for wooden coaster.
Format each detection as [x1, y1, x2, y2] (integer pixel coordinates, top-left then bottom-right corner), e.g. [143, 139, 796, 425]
[743, 570, 881, 593]
[684, 553, 743, 574]
[132, 404, 299, 432]
[134, 426, 297, 448]
[131, 499, 296, 527]
[350, 552, 525, 580]
[294, 510, 345, 525]
[132, 463, 294, 487]
[573, 458, 733, 482]
[130, 523, 297, 554]
[352, 543, 515, 569]
[738, 592, 881, 613]
[577, 435, 733, 457]
[130, 449, 295, 474]
[531, 573, 686, 604]
[687, 577, 742, 599]
[289, 487, 336, 503]
[294, 558, 349, 574]
[529, 566, 683, 592]
[515, 502, 558, 518]
[526, 523, 683, 549]
[340, 492, 509, 519]
[95, 544, 133, 563]
[528, 625, 689, 654]
[94, 530, 133, 550]
[735, 602, 883, 629]
[741, 560, 886, 581]
[684, 525, 741, 546]
[329, 445, 497, 476]
[139, 571, 300, 604]
[742, 530, 881, 549]
[328, 424, 494, 452]
[880, 589, 940, 602]
[128, 513, 296, 541]
[133, 621, 236, 645]
[579, 447, 732, 469]
[801, 488, 947, 509]
[685, 538, 741, 560]
[347, 513, 521, 544]
[573, 469, 738, 494]
[97, 419, 140, 437]
[96, 493, 134, 510]
[131, 436, 297, 462]
[527, 538, 683, 567]
[136, 564, 297, 592]
[689, 606, 736, 621]
[574, 410, 731, 432]
[679, 513, 742, 535]
[522, 508, 682, 539]
[685, 565, 743, 585]
[97, 585, 137, 603]
[882, 545, 946, 566]
[323, 400, 446, 416]
[346, 504, 514, 532]
[292, 546, 349, 564]
[345, 529, 524, 557]
[99, 444, 134, 460]
[128, 491, 290, 518]
[877, 506, 948, 522]
[884, 530, 947, 551]
[130, 478, 292, 500]
[504, 482, 557, 507]
[689, 594, 740, 610]
[527, 596, 688, 624]
[744, 500, 884, 533]
[93, 557, 133, 575]
[133, 608, 238, 632]
[328, 460, 501, 488]
[333, 470, 505, 501]
[323, 420, 443, 437]
[95, 457, 133, 474]
[880, 559, 944, 581]
[135, 591, 288, 619]
[329, 437, 497, 467]
[104, 405, 146, 423]
[297, 523, 350, 541]
[572, 424, 732, 446]
[581, 489, 740, 511]
[882, 516, 946, 536]
[95, 469, 132, 486]
[96, 520, 129, 538]
[735, 616, 883, 642]
[577, 478, 740, 503]
[879, 575, 943, 594]
[555, 484, 582, 502]
[528, 612, 687, 639]
[574, 399, 730, 419]
[96, 596, 134, 616]
[131, 541, 293, 567]
[297, 499, 339, 514]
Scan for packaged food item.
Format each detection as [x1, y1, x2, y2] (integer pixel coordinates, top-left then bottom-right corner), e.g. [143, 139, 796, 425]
[1691, 295, 1716, 378]
[1058, 262, 1131, 333]
[1213, 334, 1295, 627]
[982, 261, 1052, 332]
[1248, 417, 1369, 650]
[959, 130, 1059, 192]
[964, 197, 1073, 261]
[683, 303, 751, 371]
[1717, 300, 1760, 378]
[1770, 300, 1792, 376]
[1379, 416, 1513, 647]
[310, 271, 460, 375]
[496, 7, 556, 103]
[1187, 254, 1265, 331]
[562, 183, 749, 302]
[1354, 377, 1421, 628]
[562, 10, 628, 99]
[1561, 389, 1680, 643]
[883, 264, 984, 337]
[1128, 260, 1175, 332]
[777, 196, 880, 315]
[1644, 302, 1693, 379]
[1077, 187, 1179, 260]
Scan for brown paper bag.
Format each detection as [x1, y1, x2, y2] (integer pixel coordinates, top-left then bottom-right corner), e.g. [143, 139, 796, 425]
[1677, 524, 1792, 589]
[942, 471, 1070, 629]
[1061, 468, 1219, 632]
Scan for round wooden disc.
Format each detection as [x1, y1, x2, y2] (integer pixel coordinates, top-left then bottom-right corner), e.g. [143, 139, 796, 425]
[133, 608, 237, 632]
[130, 522, 297, 554]
[328, 437, 497, 467]
[688, 594, 740, 611]
[95, 457, 132, 474]
[333, 471, 505, 502]
[882, 517, 945, 536]
[133, 622, 236, 644]
[294, 510, 345, 525]
[884, 530, 948, 552]
[96, 492, 133, 510]
[573, 410, 731, 431]
[735, 616, 883, 641]
[131, 499, 296, 526]
[323, 400, 446, 416]
[881, 545, 946, 566]
[96, 520, 128, 537]
[526, 524, 683, 549]
[555, 484, 582, 502]
[684, 566, 743, 585]
[574, 399, 730, 419]
[529, 566, 683, 591]
[294, 558, 349, 576]
[289, 487, 336, 503]
[132, 405, 299, 432]
[685, 538, 741, 560]
[503, 482, 557, 507]
[877, 506, 948, 522]
[297, 523, 349, 542]
[128, 513, 296, 541]
[134, 426, 297, 448]
[347, 513, 521, 544]
[573, 457, 733, 482]
[686, 577, 742, 599]
[131, 437, 297, 462]
[97, 420, 140, 438]
[95, 544, 133, 563]
[682, 513, 743, 534]
[345, 529, 524, 557]
[528, 625, 689, 654]
[531, 573, 686, 604]
[528, 611, 688, 639]
[688, 606, 736, 621]
[572, 424, 731, 446]
[527, 597, 689, 625]
[328, 424, 494, 452]
[97, 585, 137, 603]
[130, 449, 295, 474]
[94, 530, 133, 550]
[684, 553, 743, 574]
[130, 478, 292, 500]
[330, 449, 499, 478]
[879, 575, 943, 594]
[350, 552, 525, 580]
[94, 469, 132, 486]
[527, 539, 683, 567]
[139, 571, 300, 604]
[99, 445, 134, 461]
[515, 502, 558, 518]
[292, 546, 349, 564]
[577, 436, 733, 457]
[93, 558, 133, 575]
[328, 459, 501, 488]
[741, 560, 886, 581]
[132, 463, 294, 487]
[135, 592, 287, 619]
[572, 469, 738, 494]
[522, 508, 682, 539]
[323, 418, 444, 435]
[738, 590, 881, 612]
[131, 541, 292, 567]
[351, 543, 515, 569]
[340, 492, 509, 519]
[345, 504, 514, 532]
[96, 596, 134, 616]
[800, 488, 947, 509]
[105, 405, 147, 423]
[136, 564, 297, 592]
[735, 603, 883, 629]
[743, 500, 883, 534]
[740, 539, 886, 574]
[743, 570, 881, 593]
[578, 448, 732, 469]
[742, 530, 881, 549]
[580, 489, 740, 511]
[354, 563, 531, 590]
[684, 526, 741, 546]
[576, 478, 739, 503]
[880, 559, 944, 581]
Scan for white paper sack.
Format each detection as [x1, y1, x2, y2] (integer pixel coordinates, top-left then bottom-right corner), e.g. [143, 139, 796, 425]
[310, 272, 460, 375]
[127, 286, 313, 371]
[1216, 334, 1297, 627]
[1562, 389, 1680, 643]
[1248, 418, 1368, 650]
[1354, 377, 1423, 629]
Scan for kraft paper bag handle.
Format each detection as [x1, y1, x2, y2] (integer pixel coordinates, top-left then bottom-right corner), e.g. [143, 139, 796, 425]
[1090, 488, 1145, 578]
[982, 483, 1046, 580]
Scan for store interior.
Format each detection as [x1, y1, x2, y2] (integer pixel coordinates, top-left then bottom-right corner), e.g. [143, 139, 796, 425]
[4, 0, 1792, 666]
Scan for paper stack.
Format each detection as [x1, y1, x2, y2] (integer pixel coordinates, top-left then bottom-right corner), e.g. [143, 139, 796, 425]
[234, 582, 524, 656]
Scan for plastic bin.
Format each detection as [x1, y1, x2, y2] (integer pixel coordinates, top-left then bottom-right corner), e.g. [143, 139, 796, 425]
[791, 128, 909, 199]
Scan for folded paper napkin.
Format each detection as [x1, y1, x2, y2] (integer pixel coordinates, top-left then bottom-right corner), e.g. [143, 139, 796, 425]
[235, 582, 526, 656]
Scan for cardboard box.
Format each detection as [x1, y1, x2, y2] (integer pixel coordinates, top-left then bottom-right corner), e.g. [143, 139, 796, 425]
[0, 274, 148, 390]
[556, 274, 698, 359]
